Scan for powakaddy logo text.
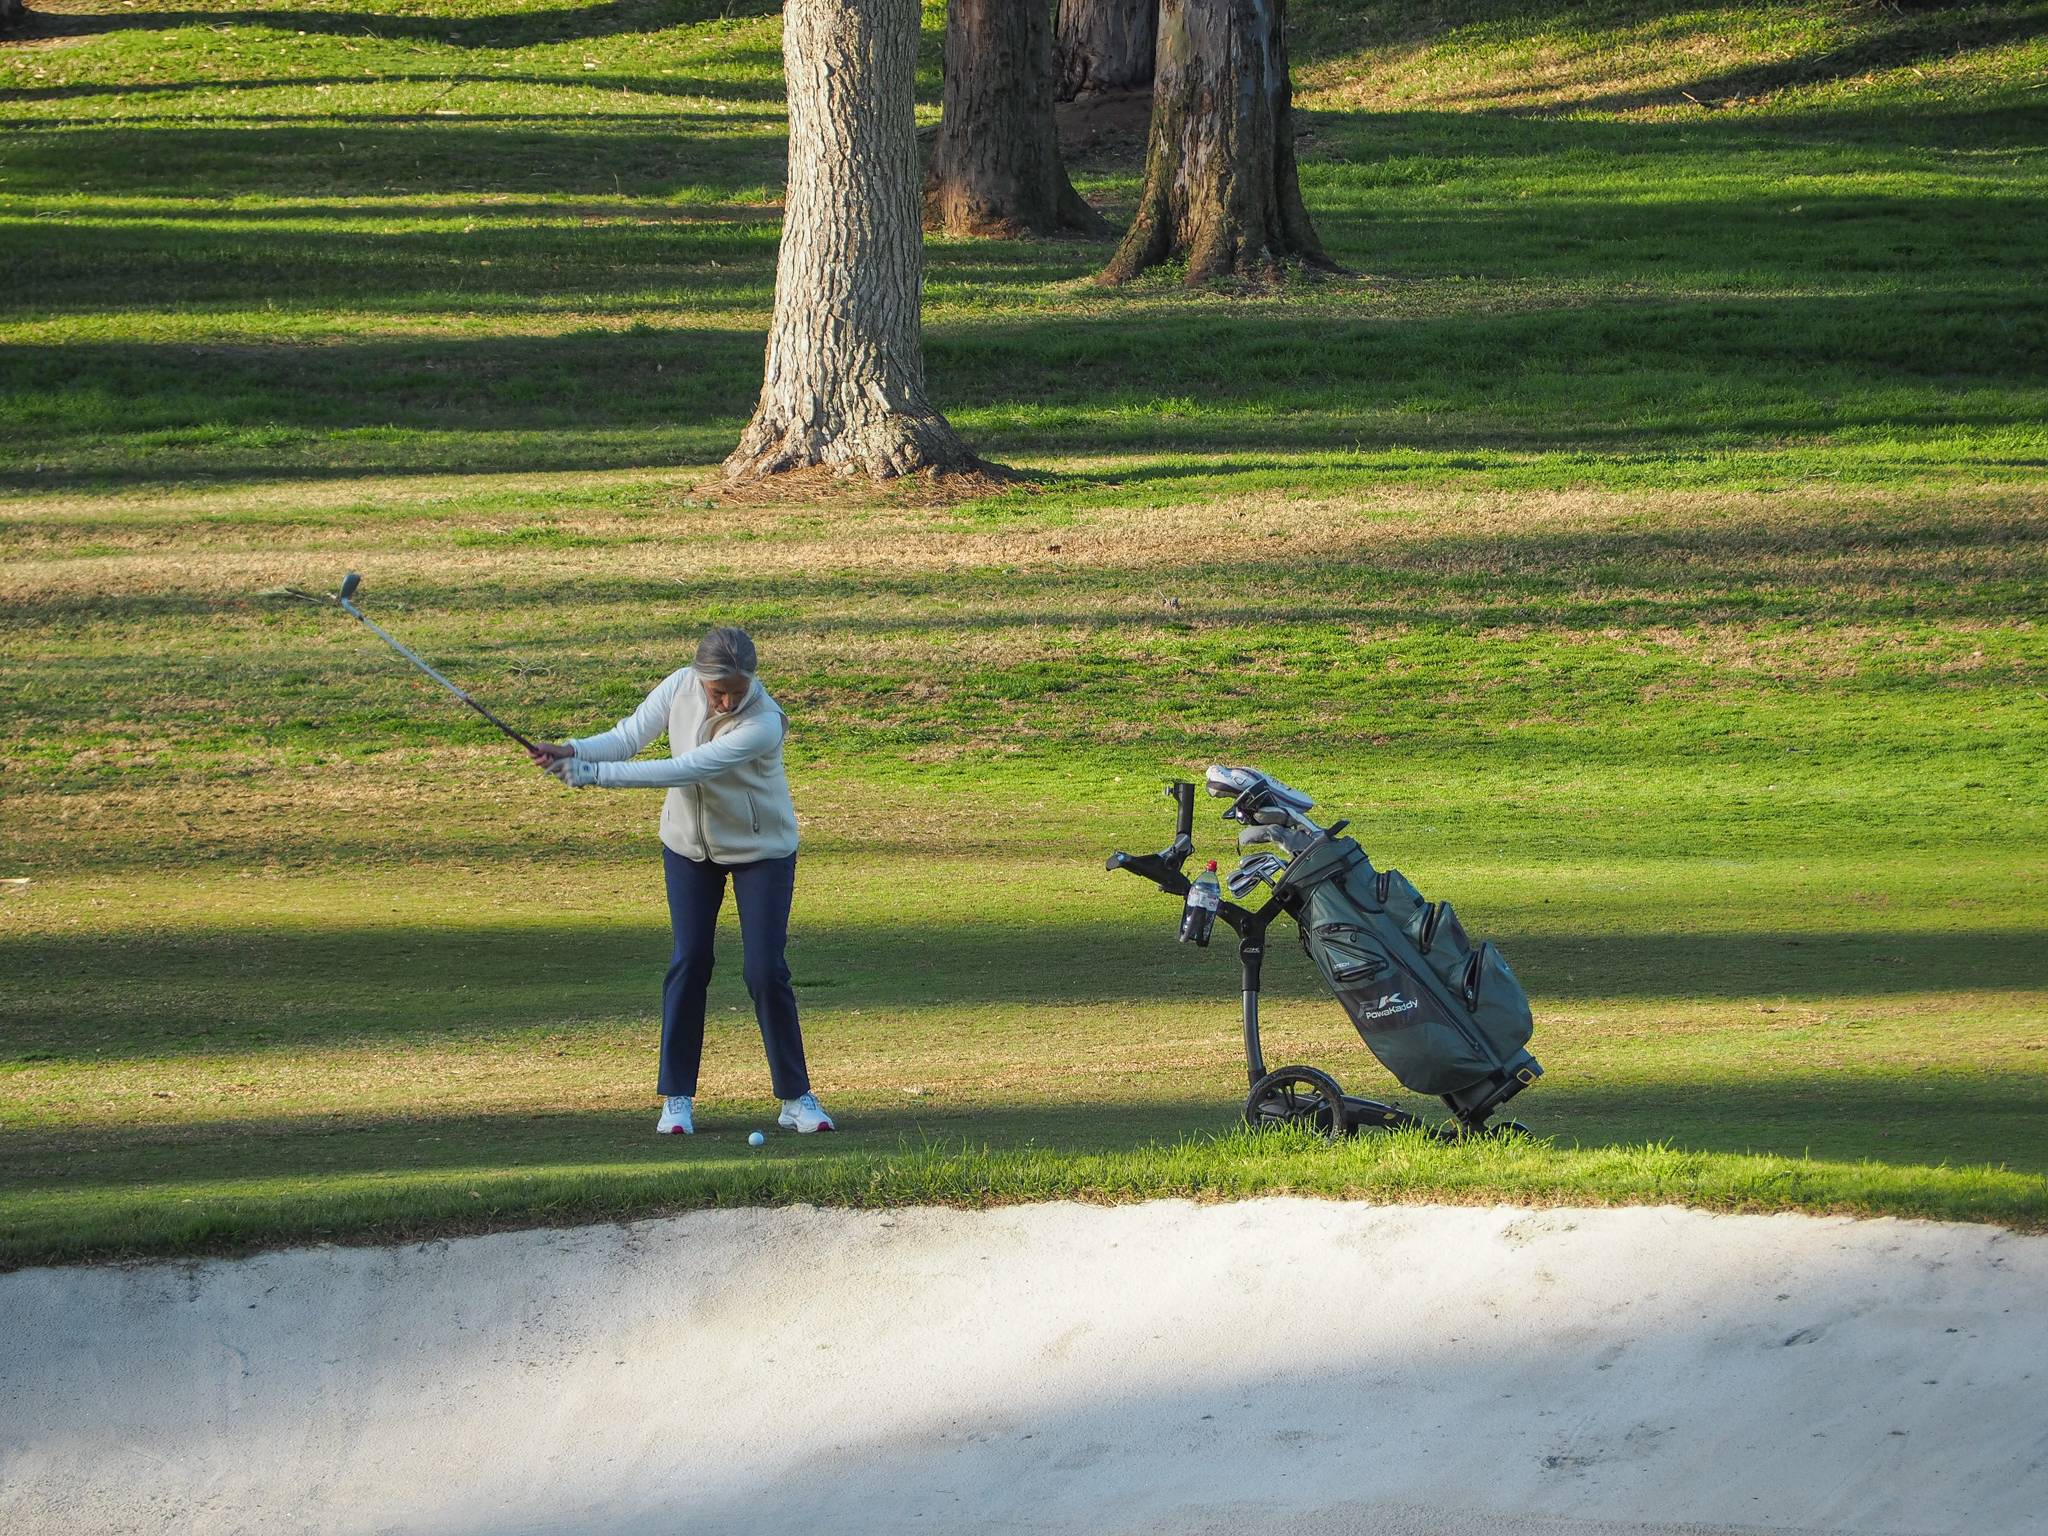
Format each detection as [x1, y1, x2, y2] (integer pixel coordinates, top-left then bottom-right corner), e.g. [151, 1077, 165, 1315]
[1357, 991, 1419, 1022]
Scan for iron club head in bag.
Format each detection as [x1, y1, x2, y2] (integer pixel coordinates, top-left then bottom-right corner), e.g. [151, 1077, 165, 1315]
[1226, 852, 1288, 899]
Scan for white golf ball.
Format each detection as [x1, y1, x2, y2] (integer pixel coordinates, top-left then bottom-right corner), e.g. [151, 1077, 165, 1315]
[748, 1130, 766, 1148]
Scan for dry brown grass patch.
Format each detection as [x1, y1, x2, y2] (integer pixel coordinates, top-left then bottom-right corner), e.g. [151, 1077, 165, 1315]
[2, 483, 2039, 609]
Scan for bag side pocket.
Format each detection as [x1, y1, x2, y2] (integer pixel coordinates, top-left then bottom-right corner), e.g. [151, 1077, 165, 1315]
[1306, 922, 1395, 991]
[1410, 900, 1473, 993]
[1463, 942, 1535, 1056]
[1376, 868, 1427, 932]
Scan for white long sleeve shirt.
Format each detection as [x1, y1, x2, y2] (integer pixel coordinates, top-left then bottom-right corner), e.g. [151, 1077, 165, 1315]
[569, 668, 798, 862]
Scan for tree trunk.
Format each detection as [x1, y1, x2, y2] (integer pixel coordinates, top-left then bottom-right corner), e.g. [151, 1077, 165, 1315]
[1, 0, 28, 29]
[925, 0, 1108, 240]
[1098, 0, 1335, 286]
[725, 0, 976, 481]
[1055, 0, 1156, 99]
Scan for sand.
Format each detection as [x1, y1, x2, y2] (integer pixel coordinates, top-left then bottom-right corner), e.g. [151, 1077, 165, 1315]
[3, 1200, 2044, 1535]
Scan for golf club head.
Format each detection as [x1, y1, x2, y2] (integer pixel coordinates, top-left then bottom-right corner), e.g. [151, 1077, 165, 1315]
[339, 572, 362, 601]
[1227, 853, 1287, 898]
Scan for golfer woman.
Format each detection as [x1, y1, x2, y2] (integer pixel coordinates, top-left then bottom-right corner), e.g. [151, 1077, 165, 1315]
[529, 628, 834, 1137]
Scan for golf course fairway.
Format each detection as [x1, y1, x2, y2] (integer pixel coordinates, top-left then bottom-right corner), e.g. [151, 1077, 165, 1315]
[5, 0, 2046, 1525]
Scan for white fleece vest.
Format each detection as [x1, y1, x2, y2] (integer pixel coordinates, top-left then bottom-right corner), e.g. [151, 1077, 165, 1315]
[659, 681, 799, 864]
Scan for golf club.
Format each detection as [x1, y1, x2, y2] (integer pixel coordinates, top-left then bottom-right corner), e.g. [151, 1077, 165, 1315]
[292, 572, 542, 754]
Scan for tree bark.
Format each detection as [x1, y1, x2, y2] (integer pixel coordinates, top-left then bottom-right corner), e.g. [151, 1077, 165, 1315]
[1098, 0, 1335, 286]
[1055, 0, 1157, 99]
[725, 0, 976, 481]
[924, 0, 1108, 239]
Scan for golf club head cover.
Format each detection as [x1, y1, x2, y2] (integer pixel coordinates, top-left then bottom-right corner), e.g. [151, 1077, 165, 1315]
[1240, 822, 1316, 856]
[1205, 763, 1316, 814]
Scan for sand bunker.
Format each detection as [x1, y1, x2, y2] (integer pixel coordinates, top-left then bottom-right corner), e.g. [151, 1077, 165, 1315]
[4, 1200, 2044, 1534]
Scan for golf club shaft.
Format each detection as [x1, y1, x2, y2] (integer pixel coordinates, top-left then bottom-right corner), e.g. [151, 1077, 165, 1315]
[338, 599, 540, 753]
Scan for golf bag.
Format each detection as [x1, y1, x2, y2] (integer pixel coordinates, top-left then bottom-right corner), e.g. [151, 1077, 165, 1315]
[1108, 765, 1542, 1136]
[1276, 834, 1538, 1121]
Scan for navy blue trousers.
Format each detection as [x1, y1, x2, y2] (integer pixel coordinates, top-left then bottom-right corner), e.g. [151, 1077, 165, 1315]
[659, 846, 810, 1100]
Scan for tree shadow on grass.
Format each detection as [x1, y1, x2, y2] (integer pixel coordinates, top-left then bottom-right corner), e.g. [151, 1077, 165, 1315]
[0, 1100, 1227, 1189]
[6, 279, 2045, 492]
[1297, 100, 2048, 166]
[20, 197, 782, 224]
[3, 71, 787, 106]
[1530, 1072, 2048, 1174]
[7, 497, 2038, 628]
[1285, 0, 2048, 105]
[5, 102, 2042, 491]
[4, 1072, 2042, 1220]
[1, 119, 788, 202]
[10, 224, 781, 317]
[3, 916, 2042, 1062]
[13, 0, 782, 49]
[1540, 10, 2048, 115]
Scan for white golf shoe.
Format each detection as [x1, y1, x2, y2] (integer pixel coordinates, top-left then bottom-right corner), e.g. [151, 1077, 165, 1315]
[656, 1095, 694, 1135]
[777, 1092, 835, 1134]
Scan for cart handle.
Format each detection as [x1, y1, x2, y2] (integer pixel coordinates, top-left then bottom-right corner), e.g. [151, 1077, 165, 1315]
[1104, 779, 1200, 894]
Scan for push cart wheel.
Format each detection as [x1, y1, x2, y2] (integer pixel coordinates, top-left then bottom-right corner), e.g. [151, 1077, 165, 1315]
[1246, 1066, 1351, 1139]
[1485, 1120, 1532, 1140]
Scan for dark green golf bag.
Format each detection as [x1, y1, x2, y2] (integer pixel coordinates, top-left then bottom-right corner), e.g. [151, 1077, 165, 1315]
[1275, 836, 1540, 1122]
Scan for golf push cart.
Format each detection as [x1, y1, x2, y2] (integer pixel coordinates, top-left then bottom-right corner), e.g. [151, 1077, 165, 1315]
[1108, 765, 1542, 1140]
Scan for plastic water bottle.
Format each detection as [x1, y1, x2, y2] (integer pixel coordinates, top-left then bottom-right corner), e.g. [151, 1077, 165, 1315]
[1180, 860, 1222, 947]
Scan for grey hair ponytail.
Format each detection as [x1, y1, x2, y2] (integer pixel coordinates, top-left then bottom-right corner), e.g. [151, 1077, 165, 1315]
[694, 626, 758, 680]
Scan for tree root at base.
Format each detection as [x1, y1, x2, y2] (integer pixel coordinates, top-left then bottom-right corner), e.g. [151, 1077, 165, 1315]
[723, 403, 980, 482]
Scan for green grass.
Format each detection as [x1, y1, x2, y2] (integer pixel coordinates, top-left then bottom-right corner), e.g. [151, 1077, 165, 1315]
[10, 1130, 2045, 1269]
[8, 0, 2046, 486]
[2, 0, 2045, 1266]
